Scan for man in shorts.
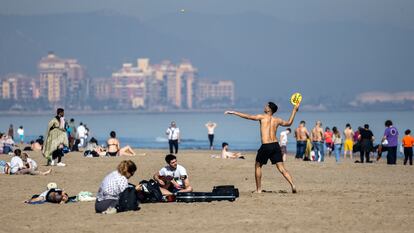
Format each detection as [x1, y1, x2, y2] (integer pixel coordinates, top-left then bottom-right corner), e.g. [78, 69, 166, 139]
[225, 101, 299, 193]
[343, 123, 354, 159]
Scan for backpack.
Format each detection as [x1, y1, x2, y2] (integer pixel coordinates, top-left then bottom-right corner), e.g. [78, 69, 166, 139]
[116, 184, 140, 212]
[139, 179, 163, 203]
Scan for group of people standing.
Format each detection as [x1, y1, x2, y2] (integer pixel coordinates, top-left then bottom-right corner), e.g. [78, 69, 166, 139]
[291, 119, 413, 165]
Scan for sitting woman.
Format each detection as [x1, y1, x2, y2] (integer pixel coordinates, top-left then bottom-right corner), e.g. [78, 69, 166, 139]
[84, 137, 106, 157]
[21, 152, 51, 175]
[221, 142, 245, 159]
[106, 131, 136, 156]
[25, 188, 70, 204]
[95, 160, 140, 214]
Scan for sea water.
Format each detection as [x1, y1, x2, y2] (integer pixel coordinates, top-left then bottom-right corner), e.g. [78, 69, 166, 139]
[1, 111, 413, 151]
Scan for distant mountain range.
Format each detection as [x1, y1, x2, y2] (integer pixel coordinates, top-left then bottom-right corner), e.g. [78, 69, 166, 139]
[0, 11, 413, 102]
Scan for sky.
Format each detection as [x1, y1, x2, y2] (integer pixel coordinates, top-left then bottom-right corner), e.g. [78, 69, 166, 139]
[2, 0, 413, 28]
[1, 0, 413, 103]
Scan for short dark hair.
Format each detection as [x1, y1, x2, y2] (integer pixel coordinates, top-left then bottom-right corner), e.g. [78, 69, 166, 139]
[56, 108, 64, 115]
[165, 154, 177, 164]
[14, 149, 22, 156]
[110, 131, 116, 138]
[300, 120, 306, 125]
[405, 129, 411, 135]
[90, 137, 98, 144]
[222, 142, 228, 148]
[364, 124, 369, 129]
[268, 102, 278, 114]
[385, 120, 393, 127]
[286, 128, 291, 132]
[346, 123, 351, 128]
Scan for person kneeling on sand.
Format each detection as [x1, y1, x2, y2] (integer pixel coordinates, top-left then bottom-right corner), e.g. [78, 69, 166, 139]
[153, 154, 193, 196]
[95, 160, 141, 214]
[221, 142, 245, 159]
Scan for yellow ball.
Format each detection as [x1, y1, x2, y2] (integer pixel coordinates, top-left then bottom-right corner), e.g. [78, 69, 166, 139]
[290, 93, 302, 106]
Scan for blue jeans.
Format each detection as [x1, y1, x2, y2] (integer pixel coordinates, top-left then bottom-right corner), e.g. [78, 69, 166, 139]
[313, 141, 325, 162]
[296, 141, 307, 159]
[334, 144, 342, 162]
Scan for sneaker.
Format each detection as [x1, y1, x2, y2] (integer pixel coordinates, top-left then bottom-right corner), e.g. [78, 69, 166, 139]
[57, 162, 66, 167]
[50, 160, 56, 166]
[102, 207, 117, 214]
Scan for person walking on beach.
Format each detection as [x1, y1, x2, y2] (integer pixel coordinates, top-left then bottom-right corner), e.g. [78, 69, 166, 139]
[343, 123, 354, 160]
[205, 121, 217, 150]
[77, 122, 87, 148]
[280, 128, 291, 161]
[225, 101, 299, 193]
[402, 129, 414, 165]
[324, 127, 333, 157]
[311, 121, 325, 162]
[17, 126, 24, 144]
[166, 121, 180, 154]
[358, 124, 374, 163]
[295, 121, 309, 160]
[382, 120, 399, 165]
[43, 108, 68, 166]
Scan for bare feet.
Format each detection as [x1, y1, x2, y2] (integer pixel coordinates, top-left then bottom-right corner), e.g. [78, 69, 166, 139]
[42, 168, 52, 175]
[252, 190, 262, 194]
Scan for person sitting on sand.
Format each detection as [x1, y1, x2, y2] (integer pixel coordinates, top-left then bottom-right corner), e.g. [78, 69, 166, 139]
[0, 160, 11, 174]
[221, 142, 245, 159]
[25, 187, 70, 204]
[84, 137, 106, 157]
[30, 140, 42, 151]
[153, 154, 193, 196]
[10, 149, 51, 175]
[95, 160, 141, 214]
[106, 131, 136, 156]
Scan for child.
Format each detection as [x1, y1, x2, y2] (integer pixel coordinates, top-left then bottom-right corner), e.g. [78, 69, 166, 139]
[402, 129, 414, 165]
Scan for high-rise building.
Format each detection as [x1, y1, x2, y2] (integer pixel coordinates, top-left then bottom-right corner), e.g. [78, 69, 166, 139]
[37, 52, 86, 107]
[112, 62, 147, 109]
[1, 73, 36, 100]
[165, 60, 197, 109]
[196, 80, 235, 108]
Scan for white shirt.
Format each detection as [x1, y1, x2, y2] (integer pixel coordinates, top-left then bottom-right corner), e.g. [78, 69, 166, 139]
[166, 127, 180, 140]
[17, 128, 24, 136]
[280, 130, 289, 146]
[159, 164, 188, 187]
[206, 123, 217, 135]
[96, 171, 128, 201]
[77, 125, 86, 138]
[10, 156, 24, 174]
[27, 158, 38, 170]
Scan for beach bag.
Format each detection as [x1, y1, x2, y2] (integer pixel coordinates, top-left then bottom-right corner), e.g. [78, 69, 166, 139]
[117, 184, 140, 212]
[139, 179, 163, 203]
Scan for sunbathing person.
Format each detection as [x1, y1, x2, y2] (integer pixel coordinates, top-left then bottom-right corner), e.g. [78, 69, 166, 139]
[221, 142, 245, 159]
[25, 188, 70, 204]
[153, 154, 193, 196]
[84, 137, 106, 157]
[106, 131, 136, 156]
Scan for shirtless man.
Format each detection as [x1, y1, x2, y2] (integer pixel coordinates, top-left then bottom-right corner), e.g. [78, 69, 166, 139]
[311, 121, 325, 162]
[295, 121, 310, 160]
[221, 142, 245, 159]
[343, 123, 354, 159]
[225, 101, 299, 193]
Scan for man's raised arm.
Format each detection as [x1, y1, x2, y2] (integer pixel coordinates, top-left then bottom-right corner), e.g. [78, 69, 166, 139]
[224, 111, 262, 121]
[279, 104, 300, 126]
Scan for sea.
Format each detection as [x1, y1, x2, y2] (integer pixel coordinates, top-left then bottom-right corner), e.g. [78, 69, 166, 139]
[1, 111, 413, 152]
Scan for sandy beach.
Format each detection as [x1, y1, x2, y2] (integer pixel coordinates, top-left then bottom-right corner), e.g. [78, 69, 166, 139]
[1, 148, 414, 233]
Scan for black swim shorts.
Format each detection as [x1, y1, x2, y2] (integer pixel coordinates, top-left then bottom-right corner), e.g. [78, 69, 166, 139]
[256, 142, 283, 165]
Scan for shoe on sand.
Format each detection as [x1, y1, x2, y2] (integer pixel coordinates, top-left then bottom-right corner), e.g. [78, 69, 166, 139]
[57, 162, 66, 167]
[50, 160, 56, 166]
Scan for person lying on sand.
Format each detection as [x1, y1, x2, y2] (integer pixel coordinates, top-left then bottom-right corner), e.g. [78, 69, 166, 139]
[221, 142, 245, 159]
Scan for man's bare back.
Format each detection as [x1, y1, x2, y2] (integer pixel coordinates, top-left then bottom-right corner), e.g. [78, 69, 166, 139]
[344, 128, 354, 140]
[295, 126, 309, 141]
[258, 114, 282, 144]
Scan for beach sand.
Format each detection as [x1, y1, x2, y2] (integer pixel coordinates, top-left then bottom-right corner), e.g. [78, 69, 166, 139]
[1, 148, 414, 233]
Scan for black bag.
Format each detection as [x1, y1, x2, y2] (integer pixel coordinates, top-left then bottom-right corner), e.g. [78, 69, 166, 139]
[117, 184, 140, 212]
[139, 179, 163, 203]
[212, 185, 239, 199]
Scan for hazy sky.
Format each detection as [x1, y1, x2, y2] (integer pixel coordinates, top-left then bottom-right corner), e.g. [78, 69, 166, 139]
[2, 0, 414, 28]
[1, 0, 413, 102]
